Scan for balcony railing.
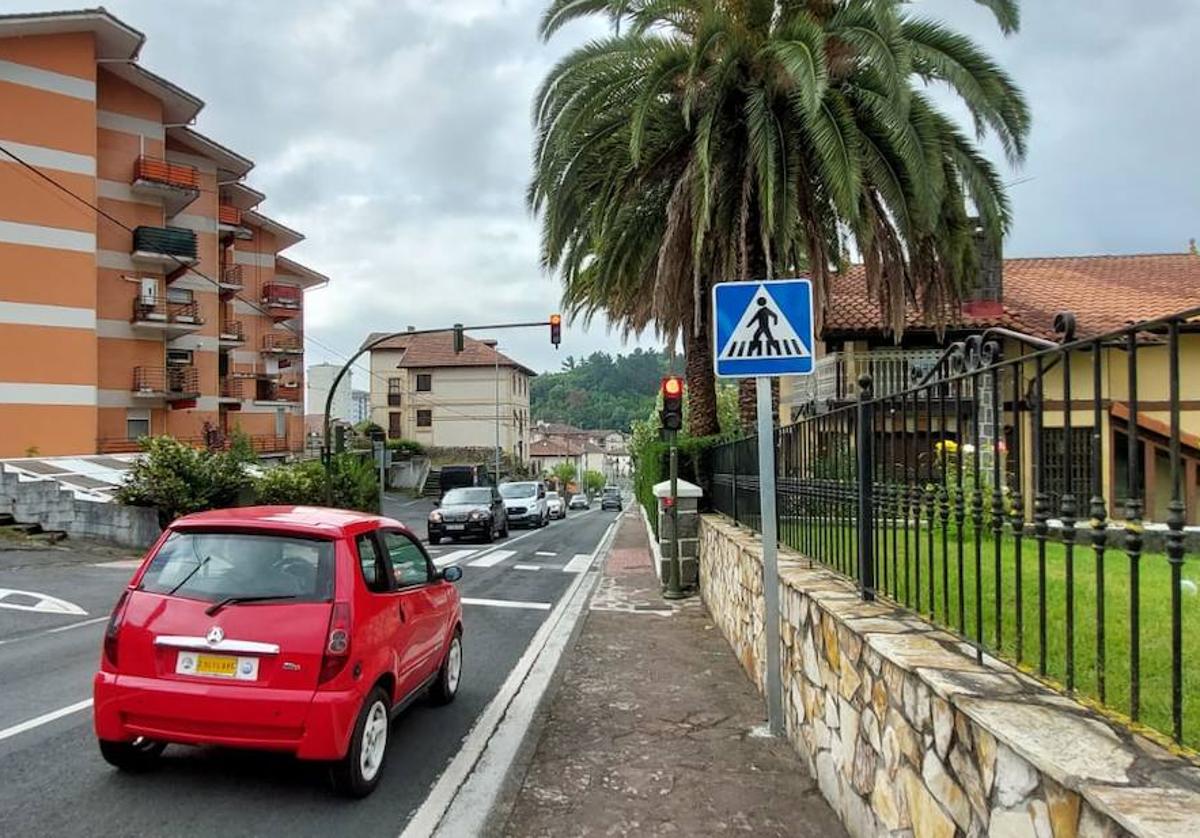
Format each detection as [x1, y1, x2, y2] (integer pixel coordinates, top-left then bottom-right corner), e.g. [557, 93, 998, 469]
[132, 226, 199, 264]
[261, 332, 303, 354]
[131, 297, 203, 333]
[219, 318, 244, 342]
[98, 433, 292, 455]
[219, 264, 243, 290]
[262, 282, 303, 308]
[134, 157, 200, 191]
[788, 349, 951, 410]
[219, 377, 246, 400]
[132, 365, 200, 399]
[218, 204, 242, 226]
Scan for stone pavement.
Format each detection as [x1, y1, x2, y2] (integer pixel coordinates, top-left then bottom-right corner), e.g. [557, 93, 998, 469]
[502, 510, 846, 837]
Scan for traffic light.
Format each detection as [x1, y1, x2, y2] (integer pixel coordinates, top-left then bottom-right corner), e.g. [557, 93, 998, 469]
[549, 313, 562, 348]
[660, 375, 684, 431]
[452, 323, 464, 353]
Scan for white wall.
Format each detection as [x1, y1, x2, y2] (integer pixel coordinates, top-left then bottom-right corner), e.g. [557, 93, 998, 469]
[307, 363, 353, 421]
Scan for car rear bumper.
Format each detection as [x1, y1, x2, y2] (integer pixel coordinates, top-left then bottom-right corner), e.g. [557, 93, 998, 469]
[428, 520, 489, 539]
[93, 671, 360, 761]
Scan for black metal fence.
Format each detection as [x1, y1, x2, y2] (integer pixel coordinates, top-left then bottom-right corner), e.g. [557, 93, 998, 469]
[710, 306, 1200, 749]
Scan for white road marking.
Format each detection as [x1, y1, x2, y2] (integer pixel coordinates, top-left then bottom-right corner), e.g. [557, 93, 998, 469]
[460, 597, 550, 611]
[45, 616, 108, 633]
[512, 564, 541, 572]
[562, 553, 594, 574]
[433, 549, 476, 568]
[0, 588, 87, 615]
[467, 549, 515, 568]
[534, 551, 557, 557]
[91, 559, 142, 569]
[0, 699, 93, 743]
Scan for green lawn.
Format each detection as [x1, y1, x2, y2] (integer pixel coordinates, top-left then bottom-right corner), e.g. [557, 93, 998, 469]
[775, 513, 1200, 752]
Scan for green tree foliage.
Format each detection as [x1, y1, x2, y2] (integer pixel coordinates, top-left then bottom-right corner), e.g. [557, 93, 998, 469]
[256, 456, 380, 513]
[530, 348, 672, 430]
[551, 460, 578, 487]
[116, 436, 252, 527]
[531, 0, 1028, 432]
[584, 469, 606, 494]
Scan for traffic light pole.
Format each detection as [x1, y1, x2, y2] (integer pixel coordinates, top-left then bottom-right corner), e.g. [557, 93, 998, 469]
[664, 430, 684, 599]
[322, 318, 557, 506]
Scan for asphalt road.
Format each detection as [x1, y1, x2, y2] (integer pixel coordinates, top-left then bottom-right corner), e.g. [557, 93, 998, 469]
[0, 503, 621, 838]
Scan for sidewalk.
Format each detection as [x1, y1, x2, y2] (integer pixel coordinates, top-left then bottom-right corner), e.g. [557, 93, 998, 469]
[502, 511, 845, 837]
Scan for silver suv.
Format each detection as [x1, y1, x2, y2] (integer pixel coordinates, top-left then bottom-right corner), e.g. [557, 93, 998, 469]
[499, 481, 550, 528]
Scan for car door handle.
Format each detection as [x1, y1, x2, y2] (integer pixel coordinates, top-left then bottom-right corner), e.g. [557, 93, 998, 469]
[398, 602, 406, 622]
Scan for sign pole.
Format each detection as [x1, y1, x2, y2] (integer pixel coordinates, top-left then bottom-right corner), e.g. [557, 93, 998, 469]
[756, 375, 783, 736]
[664, 431, 684, 599]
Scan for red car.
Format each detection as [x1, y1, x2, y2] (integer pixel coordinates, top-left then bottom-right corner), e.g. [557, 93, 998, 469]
[93, 506, 464, 797]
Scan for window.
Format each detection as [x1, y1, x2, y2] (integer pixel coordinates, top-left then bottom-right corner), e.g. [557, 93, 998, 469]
[388, 412, 403, 439]
[166, 287, 193, 304]
[355, 532, 390, 593]
[416, 373, 432, 392]
[417, 409, 432, 428]
[380, 530, 430, 588]
[387, 377, 402, 407]
[166, 349, 193, 366]
[126, 409, 150, 440]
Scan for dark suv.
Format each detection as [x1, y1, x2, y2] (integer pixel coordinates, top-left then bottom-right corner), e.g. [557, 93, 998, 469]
[600, 487, 623, 511]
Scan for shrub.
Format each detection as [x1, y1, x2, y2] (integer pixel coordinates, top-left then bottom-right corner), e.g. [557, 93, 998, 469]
[386, 438, 426, 457]
[116, 436, 252, 527]
[254, 455, 379, 513]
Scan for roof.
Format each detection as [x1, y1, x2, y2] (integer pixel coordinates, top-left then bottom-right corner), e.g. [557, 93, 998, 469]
[243, 210, 304, 251]
[530, 438, 604, 457]
[363, 331, 537, 376]
[825, 251, 1200, 340]
[0, 8, 144, 60]
[172, 505, 401, 536]
[167, 127, 253, 180]
[221, 182, 266, 211]
[276, 255, 329, 290]
[101, 61, 203, 124]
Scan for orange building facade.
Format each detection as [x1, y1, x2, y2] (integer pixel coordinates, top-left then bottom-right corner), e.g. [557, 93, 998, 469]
[0, 9, 326, 458]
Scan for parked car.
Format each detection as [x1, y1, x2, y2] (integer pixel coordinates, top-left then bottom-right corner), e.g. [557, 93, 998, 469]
[601, 487, 623, 511]
[429, 486, 507, 544]
[545, 491, 566, 519]
[499, 481, 549, 528]
[92, 506, 464, 798]
[437, 463, 494, 500]
[568, 494, 589, 510]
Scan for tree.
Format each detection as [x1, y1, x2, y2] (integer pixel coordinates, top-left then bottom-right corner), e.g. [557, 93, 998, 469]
[551, 460, 578, 487]
[116, 436, 251, 527]
[531, 0, 1028, 432]
[584, 469, 607, 493]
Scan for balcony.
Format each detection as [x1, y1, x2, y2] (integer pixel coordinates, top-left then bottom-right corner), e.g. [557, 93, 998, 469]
[131, 156, 200, 215]
[219, 376, 247, 403]
[218, 204, 252, 240]
[254, 379, 302, 404]
[132, 366, 200, 401]
[218, 316, 244, 346]
[218, 264, 243, 293]
[130, 297, 204, 337]
[787, 349, 952, 412]
[132, 226, 199, 269]
[261, 332, 303, 355]
[261, 282, 303, 321]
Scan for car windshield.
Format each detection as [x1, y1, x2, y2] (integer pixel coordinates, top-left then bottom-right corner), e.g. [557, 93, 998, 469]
[138, 531, 335, 604]
[500, 482, 537, 499]
[546, 492, 560, 500]
[572, 496, 586, 502]
[603, 488, 620, 495]
[443, 488, 491, 505]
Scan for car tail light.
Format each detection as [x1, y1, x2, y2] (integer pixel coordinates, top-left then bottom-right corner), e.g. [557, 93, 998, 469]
[103, 589, 131, 668]
[319, 601, 351, 684]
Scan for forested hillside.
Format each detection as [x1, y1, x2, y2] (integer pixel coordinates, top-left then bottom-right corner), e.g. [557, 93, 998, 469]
[530, 349, 672, 431]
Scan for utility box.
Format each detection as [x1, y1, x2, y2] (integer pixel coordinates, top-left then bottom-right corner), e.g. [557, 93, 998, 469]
[653, 479, 703, 587]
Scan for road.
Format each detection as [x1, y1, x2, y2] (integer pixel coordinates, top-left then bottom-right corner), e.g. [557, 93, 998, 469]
[0, 502, 621, 837]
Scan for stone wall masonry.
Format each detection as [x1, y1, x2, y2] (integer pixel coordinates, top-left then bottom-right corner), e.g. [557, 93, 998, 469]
[0, 469, 160, 548]
[698, 514, 1200, 838]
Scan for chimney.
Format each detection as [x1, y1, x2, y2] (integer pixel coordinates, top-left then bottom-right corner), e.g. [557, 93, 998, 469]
[963, 219, 1003, 317]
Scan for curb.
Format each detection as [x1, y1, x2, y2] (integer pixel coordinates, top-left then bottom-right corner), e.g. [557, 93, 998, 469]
[401, 513, 623, 838]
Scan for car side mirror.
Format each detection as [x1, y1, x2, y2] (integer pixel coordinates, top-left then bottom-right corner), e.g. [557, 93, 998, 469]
[442, 566, 462, 583]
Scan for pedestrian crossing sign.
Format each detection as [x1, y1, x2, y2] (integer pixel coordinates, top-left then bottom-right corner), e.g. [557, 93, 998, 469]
[713, 278, 814, 378]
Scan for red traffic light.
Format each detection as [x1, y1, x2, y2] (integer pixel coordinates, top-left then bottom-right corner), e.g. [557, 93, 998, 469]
[660, 375, 684, 431]
[549, 313, 562, 348]
[662, 376, 683, 397]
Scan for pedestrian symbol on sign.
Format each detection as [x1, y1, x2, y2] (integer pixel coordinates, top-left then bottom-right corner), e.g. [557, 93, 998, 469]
[714, 280, 813, 377]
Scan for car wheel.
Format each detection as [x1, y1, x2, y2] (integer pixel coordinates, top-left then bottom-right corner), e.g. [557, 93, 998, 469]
[483, 520, 495, 543]
[429, 535, 441, 546]
[500, 519, 509, 538]
[429, 629, 462, 706]
[332, 687, 391, 798]
[98, 737, 166, 772]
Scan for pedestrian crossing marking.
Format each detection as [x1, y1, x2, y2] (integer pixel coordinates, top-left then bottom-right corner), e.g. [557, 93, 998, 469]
[468, 549, 516, 568]
[513, 564, 541, 571]
[461, 597, 551, 611]
[434, 549, 476, 567]
[717, 283, 811, 362]
[534, 551, 557, 557]
[562, 553, 593, 574]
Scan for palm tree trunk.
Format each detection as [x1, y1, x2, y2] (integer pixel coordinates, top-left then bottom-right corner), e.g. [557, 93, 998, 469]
[737, 377, 781, 433]
[684, 317, 719, 437]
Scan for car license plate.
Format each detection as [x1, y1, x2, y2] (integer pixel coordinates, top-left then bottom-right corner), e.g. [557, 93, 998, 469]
[446, 524, 466, 531]
[176, 651, 259, 680]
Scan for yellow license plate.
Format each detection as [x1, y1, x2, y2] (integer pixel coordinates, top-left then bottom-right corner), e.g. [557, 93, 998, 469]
[194, 653, 238, 676]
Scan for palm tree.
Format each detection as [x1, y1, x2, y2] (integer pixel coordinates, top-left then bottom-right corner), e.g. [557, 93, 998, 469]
[530, 0, 1029, 434]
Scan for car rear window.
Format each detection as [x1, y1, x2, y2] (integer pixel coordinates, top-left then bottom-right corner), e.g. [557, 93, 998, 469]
[138, 530, 335, 603]
[443, 488, 491, 505]
[500, 482, 536, 499]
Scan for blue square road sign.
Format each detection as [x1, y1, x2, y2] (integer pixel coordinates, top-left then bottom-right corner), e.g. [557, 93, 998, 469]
[713, 278, 815, 378]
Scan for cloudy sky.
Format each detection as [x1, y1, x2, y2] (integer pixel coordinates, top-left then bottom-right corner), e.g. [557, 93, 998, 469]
[10, 0, 1200, 378]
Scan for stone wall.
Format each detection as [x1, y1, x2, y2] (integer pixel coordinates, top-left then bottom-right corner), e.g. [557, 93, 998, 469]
[0, 469, 160, 548]
[699, 514, 1200, 838]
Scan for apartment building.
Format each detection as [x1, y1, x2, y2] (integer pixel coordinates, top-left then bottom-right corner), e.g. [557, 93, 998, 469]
[0, 9, 327, 458]
[366, 331, 534, 461]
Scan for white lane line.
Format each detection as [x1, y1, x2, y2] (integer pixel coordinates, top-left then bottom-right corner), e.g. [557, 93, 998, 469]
[0, 699, 93, 743]
[512, 564, 541, 572]
[534, 551, 557, 557]
[92, 559, 142, 569]
[467, 549, 515, 568]
[433, 550, 476, 568]
[460, 597, 550, 611]
[0, 588, 87, 615]
[45, 616, 109, 634]
[562, 553, 594, 574]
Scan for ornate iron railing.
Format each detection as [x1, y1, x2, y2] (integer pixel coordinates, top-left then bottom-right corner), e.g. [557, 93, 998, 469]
[709, 305, 1200, 749]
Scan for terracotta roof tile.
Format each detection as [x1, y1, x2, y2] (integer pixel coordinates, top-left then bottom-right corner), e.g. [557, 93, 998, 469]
[824, 252, 1200, 340]
[363, 330, 536, 376]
